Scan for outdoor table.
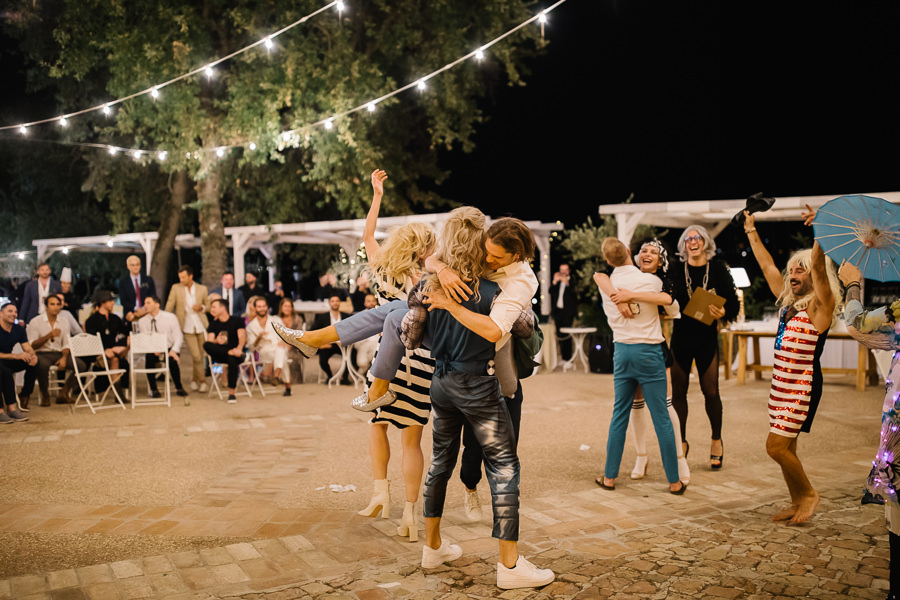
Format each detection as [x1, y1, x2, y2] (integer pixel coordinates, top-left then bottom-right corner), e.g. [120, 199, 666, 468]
[560, 326, 597, 373]
[725, 329, 875, 391]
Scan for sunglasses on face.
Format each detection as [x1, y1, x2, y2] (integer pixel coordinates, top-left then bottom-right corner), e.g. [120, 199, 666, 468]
[683, 234, 702, 243]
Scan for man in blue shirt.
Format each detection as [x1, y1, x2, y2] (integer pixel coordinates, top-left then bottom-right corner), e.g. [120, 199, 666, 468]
[0, 302, 36, 423]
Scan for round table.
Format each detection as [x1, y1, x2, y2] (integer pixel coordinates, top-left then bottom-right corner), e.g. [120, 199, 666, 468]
[559, 327, 597, 373]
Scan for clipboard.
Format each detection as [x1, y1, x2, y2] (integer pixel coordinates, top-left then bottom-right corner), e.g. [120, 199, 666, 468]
[683, 287, 726, 325]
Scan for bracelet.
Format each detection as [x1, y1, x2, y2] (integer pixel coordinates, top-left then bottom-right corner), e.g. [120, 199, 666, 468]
[745, 228, 756, 234]
[436, 265, 447, 276]
[845, 281, 861, 288]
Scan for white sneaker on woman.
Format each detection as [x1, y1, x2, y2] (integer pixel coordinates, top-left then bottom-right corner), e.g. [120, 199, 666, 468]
[497, 555, 555, 589]
[464, 489, 482, 522]
[421, 541, 463, 569]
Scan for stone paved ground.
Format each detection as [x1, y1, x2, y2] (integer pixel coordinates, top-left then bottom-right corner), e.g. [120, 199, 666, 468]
[0, 369, 889, 599]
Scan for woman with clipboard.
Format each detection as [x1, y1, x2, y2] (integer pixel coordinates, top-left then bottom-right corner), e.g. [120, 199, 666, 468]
[670, 225, 739, 470]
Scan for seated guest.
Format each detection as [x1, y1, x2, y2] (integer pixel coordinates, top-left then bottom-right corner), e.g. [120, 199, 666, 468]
[118, 255, 157, 324]
[0, 302, 35, 423]
[313, 294, 351, 384]
[56, 292, 83, 335]
[267, 280, 287, 315]
[246, 297, 290, 395]
[84, 290, 129, 390]
[239, 271, 267, 300]
[204, 298, 246, 403]
[137, 296, 188, 398]
[211, 271, 246, 319]
[26, 295, 77, 406]
[276, 298, 304, 385]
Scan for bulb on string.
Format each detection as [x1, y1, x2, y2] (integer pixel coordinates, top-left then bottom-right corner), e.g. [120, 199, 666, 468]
[109, 147, 118, 155]
[205, 66, 215, 79]
[216, 147, 226, 157]
[475, 48, 485, 61]
[17, 253, 25, 260]
[367, 102, 376, 112]
[132, 150, 142, 159]
[157, 151, 167, 161]
[102, 104, 112, 116]
[151, 87, 160, 99]
[106, 240, 114, 247]
[538, 10, 548, 39]
[265, 36, 274, 52]
[417, 79, 427, 91]
[249, 142, 257, 150]
[18, 125, 27, 135]
[324, 119, 334, 130]
[62, 247, 69, 255]
[59, 117, 68, 127]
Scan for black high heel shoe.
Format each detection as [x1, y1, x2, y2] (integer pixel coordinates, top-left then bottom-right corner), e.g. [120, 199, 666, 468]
[710, 440, 724, 470]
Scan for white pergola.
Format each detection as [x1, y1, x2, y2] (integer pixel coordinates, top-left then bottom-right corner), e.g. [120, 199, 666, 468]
[600, 191, 900, 244]
[33, 214, 564, 315]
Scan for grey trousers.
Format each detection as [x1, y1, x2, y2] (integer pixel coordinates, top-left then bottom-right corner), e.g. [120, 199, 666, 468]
[334, 300, 412, 381]
[424, 370, 520, 541]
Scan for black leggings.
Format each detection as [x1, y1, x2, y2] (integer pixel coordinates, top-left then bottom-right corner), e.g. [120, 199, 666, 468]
[670, 335, 723, 441]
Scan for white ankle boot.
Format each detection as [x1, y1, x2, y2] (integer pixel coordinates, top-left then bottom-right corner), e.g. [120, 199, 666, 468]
[397, 500, 418, 542]
[630, 455, 648, 479]
[358, 479, 390, 518]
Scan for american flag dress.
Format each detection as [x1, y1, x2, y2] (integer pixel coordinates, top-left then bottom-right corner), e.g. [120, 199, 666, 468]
[768, 308, 827, 438]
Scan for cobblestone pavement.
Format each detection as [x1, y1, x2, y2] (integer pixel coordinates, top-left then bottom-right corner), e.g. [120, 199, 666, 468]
[0, 371, 889, 599]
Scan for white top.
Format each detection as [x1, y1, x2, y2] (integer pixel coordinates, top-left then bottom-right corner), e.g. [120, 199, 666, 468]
[138, 310, 184, 353]
[246, 315, 284, 352]
[130, 275, 142, 310]
[37, 279, 51, 316]
[26, 313, 71, 353]
[487, 261, 539, 349]
[182, 284, 205, 334]
[600, 265, 665, 344]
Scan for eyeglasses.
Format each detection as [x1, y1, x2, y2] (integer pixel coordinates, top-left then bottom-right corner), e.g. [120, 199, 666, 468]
[683, 234, 702, 243]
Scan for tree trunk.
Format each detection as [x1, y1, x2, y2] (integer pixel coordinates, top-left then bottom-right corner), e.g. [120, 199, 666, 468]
[196, 165, 227, 289]
[150, 169, 189, 303]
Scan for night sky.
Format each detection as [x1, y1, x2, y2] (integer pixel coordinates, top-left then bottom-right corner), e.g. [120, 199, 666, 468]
[449, 0, 900, 228]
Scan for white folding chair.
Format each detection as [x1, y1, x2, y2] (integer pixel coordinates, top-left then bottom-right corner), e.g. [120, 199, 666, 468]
[68, 333, 127, 414]
[207, 353, 254, 400]
[129, 332, 171, 408]
[241, 351, 266, 397]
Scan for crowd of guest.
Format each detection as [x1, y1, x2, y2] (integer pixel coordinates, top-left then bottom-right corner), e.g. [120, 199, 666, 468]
[0, 255, 381, 422]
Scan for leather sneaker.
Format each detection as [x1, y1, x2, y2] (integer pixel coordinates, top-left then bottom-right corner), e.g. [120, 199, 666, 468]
[421, 541, 463, 569]
[497, 556, 555, 589]
[464, 489, 482, 523]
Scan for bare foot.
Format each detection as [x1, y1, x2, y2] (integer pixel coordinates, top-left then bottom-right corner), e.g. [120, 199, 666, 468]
[789, 492, 820, 525]
[772, 505, 798, 521]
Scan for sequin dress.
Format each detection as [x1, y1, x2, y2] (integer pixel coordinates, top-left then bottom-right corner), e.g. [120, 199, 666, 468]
[843, 299, 900, 523]
[768, 308, 828, 437]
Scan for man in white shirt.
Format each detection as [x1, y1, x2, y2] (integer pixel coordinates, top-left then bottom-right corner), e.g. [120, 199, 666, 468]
[20, 263, 62, 324]
[164, 265, 209, 392]
[594, 237, 684, 494]
[138, 296, 188, 397]
[26, 294, 74, 407]
[245, 296, 290, 395]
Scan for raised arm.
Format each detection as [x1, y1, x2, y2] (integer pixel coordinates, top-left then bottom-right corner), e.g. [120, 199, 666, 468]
[744, 210, 783, 297]
[363, 169, 387, 258]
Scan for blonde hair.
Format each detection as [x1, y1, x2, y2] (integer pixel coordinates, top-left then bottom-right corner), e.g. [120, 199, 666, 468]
[424, 206, 487, 298]
[601, 237, 631, 267]
[777, 249, 841, 323]
[369, 222, 436, 294]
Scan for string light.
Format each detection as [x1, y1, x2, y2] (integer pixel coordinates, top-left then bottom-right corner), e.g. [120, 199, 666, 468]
[109, 147, 118, 155]
[59, 117, 67, 127]
[132, 149, 142, 159]
[157, 151, 167, 161]
[3, 0, 569, 163]
[205, 66, 215, 79]
[102, 104, 112, 116]
[19, 126, 26, 135]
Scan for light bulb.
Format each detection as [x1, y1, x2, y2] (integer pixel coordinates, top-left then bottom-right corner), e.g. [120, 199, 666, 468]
[59, 117, 68, 127]
[216, 147, 226, 157]
[475, 48, 485, 60]
[19, 125, 26, 135]
[539, 11, 548, 24]
[417, 79, 427, 91]
[324, 119, 334, 130]
[336, 1, 344, 12]
[17, 253, 24, 260]
[158, 151, 167, 161]
[106, 240, 114, 247]
[265, 36, 274, 51]
[249, 142, 257, 150]
[103, 104, 112, 116]
[62, 247, 69, 255]
[367, 102, 376, 112]
[109, 147, 118, 155]
[151, 87, 160, 99]
[132, 150, 142, 159]
[205, 66, 214, 79]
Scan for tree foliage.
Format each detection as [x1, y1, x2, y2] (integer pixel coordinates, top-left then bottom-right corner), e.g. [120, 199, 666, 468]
[4, 0, 543, 287]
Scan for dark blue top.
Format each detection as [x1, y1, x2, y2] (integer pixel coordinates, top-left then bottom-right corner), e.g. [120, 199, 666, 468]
[0, 323, 28, 354]
[427, 279, 500, 376]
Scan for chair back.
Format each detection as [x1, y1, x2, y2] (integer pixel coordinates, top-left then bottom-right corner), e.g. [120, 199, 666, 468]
[131, 332, 168, 355]
[68, 333, 105, 359]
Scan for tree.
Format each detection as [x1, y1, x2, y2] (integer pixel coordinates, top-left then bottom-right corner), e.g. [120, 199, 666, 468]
[6, 0, 543, 287]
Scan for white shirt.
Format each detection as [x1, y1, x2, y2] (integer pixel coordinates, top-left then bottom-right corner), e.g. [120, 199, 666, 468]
[486, 261, 539, 349]
[37, 279, 51, 316]
[600, 265, 664, 344]
[246, 315, 284, 352]
[26, 313, 71, 353]
[556, 280, 567, 310]
[182, 284, 204, 334]
[138, 310, 184, 353]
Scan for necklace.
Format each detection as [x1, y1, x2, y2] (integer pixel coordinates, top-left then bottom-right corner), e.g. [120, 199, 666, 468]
[685, 262, 709, 299]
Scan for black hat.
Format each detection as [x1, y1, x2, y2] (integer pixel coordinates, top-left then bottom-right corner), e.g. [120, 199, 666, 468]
[732, 192, 776, 227]
[92, 289, 115, 305]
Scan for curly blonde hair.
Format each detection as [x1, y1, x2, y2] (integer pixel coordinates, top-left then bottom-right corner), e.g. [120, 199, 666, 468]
[424, 206, 487, 298]
[369, 222, 436, 295]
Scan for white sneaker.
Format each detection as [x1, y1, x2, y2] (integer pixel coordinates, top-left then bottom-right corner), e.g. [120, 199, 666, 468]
[464, 489, 482, 523]
[496, 555, 555, 589]
[190, 381, 199, 392]
[199, 382, 209, 393]
[421, 541, 463, 569]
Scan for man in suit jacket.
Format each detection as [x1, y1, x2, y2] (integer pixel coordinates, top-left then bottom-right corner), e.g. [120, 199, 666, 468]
[165, 265, 210, 392]
[313, 294, 351, 384]
[119, 255, 158, 324]
[210, 272, 246, 319]
[20, 263, 62, 325]
[550, 263, 578, 362]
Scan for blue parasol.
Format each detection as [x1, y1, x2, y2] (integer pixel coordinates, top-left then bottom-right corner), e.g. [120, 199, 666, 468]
[812, 194, 900, 282]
